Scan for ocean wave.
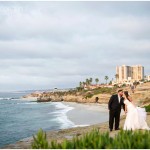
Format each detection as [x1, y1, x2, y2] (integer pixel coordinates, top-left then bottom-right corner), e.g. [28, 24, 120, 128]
[0, 97, 19, 100]
[48, 106, 73, 116]
[17, 102, 38, 105]
[57, 114, 75, 129]
[54, 102, 74, 110]
[50, 102, 75, 129]
[73, 124, 89, 127]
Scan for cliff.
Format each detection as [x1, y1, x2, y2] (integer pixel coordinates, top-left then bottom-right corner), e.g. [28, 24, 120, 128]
[23, 89, 112, 104]
[22, 82, 150, 105]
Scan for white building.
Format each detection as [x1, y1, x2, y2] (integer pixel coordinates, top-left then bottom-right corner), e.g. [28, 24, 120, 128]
[115, 65, 144, 84]
[147, 75, 150, 81]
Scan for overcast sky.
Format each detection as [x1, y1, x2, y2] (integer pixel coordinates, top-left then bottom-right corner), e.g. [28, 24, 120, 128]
[0, 1, 150, 91]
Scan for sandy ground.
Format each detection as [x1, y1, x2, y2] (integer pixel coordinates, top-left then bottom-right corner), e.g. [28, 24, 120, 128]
[64, 102, 109, 126]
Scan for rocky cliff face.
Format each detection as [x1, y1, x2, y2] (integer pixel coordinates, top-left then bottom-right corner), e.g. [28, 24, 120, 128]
[22, 82, 150, 106]
[23, 91, 111, 104]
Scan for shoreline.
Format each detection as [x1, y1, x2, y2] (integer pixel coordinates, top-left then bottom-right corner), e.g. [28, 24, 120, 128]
[2, 102, 109, 149]
[2, 102, 127, 149]
[64, 102, 109, 126]
[4, 113, 150, 149]
[3, 119, 112, 149]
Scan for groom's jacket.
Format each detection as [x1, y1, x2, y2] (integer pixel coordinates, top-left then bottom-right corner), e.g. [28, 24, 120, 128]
[108, 94, 125, 111]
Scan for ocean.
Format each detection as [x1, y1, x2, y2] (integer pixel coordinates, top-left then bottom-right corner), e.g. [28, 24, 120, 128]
[0, 91, 74, 148]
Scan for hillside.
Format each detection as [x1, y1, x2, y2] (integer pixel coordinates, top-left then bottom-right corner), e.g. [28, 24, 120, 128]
[22, 82, 150, 105]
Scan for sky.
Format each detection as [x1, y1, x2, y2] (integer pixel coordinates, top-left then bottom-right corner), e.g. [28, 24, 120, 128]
[0, 1, 150, 91]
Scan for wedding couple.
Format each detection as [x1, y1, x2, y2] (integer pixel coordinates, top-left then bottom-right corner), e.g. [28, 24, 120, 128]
[108, 89, 150, 131]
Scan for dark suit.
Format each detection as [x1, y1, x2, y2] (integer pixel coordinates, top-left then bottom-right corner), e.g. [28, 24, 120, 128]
[108, 94, 125, 130]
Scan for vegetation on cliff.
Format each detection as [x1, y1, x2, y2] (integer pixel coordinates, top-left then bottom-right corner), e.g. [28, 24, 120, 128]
[82, 87, 116, 99]
[32, 128, 150, 149]
[34, 85, 116, 102]
[145, 105, 150, 112]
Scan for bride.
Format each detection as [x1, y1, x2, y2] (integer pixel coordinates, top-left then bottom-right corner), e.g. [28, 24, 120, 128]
[123, 91, 150, 130]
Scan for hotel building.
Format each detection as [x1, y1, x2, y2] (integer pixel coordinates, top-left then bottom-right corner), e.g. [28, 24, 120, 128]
[115, 65, 144, 84]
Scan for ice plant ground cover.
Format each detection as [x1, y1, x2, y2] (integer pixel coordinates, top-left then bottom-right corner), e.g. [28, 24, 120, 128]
[32, 128, 150, 149]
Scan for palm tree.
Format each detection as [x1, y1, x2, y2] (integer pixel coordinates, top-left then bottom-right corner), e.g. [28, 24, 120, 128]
[79, 82, 82, 88]
[95, 78, 99, 85]
[89, 78, 93, 85]
[105, 76, 109, 84]
[82, 82, 86, 86]
[86, 78, 90, 86]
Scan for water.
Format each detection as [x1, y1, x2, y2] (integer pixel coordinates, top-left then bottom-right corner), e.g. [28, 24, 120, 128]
[0, 92, 74, 148]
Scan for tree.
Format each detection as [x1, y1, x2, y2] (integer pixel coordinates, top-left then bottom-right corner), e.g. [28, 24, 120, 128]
[86, 78, 90, 86]
[105, 76, 109, 84]
[109, 81, 112, 85]
[79, 82, 82, 88]
[82, 82, 86, 87]
[76, 87, 81, 92]
[95, 78, 99, 85]
[89, 78, 93, 85]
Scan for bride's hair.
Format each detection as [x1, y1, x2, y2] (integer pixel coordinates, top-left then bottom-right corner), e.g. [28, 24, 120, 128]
[124, 91, 131, 101]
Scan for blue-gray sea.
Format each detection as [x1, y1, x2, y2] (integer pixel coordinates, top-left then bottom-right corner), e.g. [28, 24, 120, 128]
[0, 91, 74, 148]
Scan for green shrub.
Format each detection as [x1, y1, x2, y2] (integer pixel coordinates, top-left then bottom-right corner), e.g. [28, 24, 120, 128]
[92, 87, 116, 95]
[108, 130, 150, 149]
[121, 84, 126, 87]
[84, 93, 93, 99]
[145, 105, 150, 112]
[32, 129, 150, 149]
[114, 84, 119, 88]
[49, 129, 111, 149]
[32, 129, 49, 149]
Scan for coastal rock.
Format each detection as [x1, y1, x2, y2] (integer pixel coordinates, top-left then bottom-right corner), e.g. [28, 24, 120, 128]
[23, 91, 111, 104]
[37, 97, 51, 102]
[22, 92, 42, 99]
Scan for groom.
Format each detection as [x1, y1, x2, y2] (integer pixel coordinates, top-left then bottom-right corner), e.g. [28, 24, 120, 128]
[108, 89, 125, 131]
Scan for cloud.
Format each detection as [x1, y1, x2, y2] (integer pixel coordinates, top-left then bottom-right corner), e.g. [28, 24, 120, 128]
[0, 1, 150, 91]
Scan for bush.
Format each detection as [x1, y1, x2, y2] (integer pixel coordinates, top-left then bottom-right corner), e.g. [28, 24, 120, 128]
[84, 92, 93, 99]
[121, 84, 126, 87]
[145, 105, 150, 112]
[32, 129, 49, 149]
[32, 129, 150, 149]
[108, 130, 150, 149]
[92, 87, 115, 95]
[50, 129, 111, 149]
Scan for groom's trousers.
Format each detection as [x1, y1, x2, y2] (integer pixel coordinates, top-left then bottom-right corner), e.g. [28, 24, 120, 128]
[109, 109, 121, 130]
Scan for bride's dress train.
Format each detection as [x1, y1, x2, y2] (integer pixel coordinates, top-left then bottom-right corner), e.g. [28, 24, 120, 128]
[123, 99, 150, 130]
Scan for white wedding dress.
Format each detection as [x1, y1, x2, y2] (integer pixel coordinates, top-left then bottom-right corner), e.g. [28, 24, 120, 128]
[123, 99, 150, 130]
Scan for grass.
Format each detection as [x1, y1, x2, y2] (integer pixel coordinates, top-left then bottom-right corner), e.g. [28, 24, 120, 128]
[83, 87, 117, 99]
[92, 87, 116, 95]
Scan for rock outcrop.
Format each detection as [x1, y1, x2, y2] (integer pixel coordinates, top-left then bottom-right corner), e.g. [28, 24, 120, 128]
[23, 91, 111, 104]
